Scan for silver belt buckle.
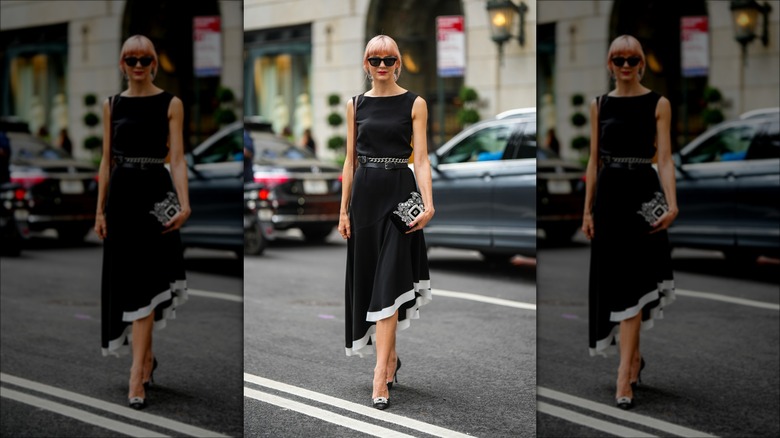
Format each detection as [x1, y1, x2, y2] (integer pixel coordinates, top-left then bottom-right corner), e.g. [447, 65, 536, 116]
[384, 162, 393, 170]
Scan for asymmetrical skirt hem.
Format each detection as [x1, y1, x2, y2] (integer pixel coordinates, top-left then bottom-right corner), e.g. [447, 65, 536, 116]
[589, 279, 675, 358]
[101, 279, 188, 358]
[345, 280, 432, 358]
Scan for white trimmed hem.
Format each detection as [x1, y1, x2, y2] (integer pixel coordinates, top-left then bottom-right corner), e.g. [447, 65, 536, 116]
[346, 279, 432, 358]
[102, 279, 188, 358]
[589, 279, 675, 358]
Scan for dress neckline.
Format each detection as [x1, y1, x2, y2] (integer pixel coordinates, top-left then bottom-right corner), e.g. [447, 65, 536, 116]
[606, 90, 654, 99]
[363, 91, 409, 98]
[119, 90, 167, 98]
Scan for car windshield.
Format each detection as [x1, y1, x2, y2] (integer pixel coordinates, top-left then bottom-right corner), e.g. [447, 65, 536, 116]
[8, 133, 70, 160]
[250, 132, 315, 160]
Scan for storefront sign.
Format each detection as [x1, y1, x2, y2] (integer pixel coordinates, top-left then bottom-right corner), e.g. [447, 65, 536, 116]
[194, 16, 222, 77]
[436, 16, 465, 77]
[681, 16, 709, 78]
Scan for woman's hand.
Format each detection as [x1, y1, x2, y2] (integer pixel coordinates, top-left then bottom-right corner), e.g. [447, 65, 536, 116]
[649, 207, 678, 234]
[581, 212, 595, 240]
[405, 207, 434, 234]
[162, 207, 191, 234]
[338, 212, 351, 239]
[94, 213, 107, 240]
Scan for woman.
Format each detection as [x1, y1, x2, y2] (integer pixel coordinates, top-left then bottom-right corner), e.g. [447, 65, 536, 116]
[95, 35, 191, 410]
[338, 35, 434, 410]
[582, 35, 678, 410]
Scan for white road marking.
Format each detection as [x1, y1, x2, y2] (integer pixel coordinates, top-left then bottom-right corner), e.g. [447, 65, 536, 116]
[538, 387, 717, 437]
[538, 401, 657, 437]
[245, 387, 415, 438]
[676, 289, 779, 311]
[188, 288, 243, 302]
[244, 373, 473, 438]
[0, 373, 229, 437]
[432, 288, 536, 310]
[1, 387, 169, 438]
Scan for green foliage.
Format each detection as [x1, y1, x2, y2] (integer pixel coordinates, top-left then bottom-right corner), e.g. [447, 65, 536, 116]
[214, 108, 237, 125]
[459, 86, 479, 103]
[83, 135, 102, 150]
[457, 108, 480, 125]
[216, 86, 235, 103]
[84, 94, 97, 106]
[703, 86, 722, 103]
[328, 94, 341, 106]
[571, 94, 585, 106]
[571, 112, 587, 127]
[702, 108, 724, 125]
[327, 135, 345, 150]
[328, 112, 344, 127]
[571, 135, 590, 150]
[83, 112, 100, 127]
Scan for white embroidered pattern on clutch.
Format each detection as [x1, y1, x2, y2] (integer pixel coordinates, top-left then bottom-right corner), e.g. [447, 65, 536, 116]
[637, 191, 669, 224]
[393, 191, 424, 226]
[150, 191, 181, 224]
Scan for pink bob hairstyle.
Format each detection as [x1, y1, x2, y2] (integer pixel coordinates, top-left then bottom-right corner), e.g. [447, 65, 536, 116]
[606, 35, 646, 79]
[119, 35, 159, 77]
[362, 35, 402, 80]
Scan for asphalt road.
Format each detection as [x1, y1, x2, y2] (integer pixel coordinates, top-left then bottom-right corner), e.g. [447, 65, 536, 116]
[536, 233, 780, 437]
[244, 230, 537, 437]
[0, 233, 244, 437]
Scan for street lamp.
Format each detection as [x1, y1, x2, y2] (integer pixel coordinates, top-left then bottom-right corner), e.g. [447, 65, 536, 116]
[730, 0, 772, 64]
[486, 0, 528, 66]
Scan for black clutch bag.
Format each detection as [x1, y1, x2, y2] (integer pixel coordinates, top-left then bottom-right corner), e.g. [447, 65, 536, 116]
[150, 191, 181, 225]
[390, 191, 425, 233]
[637, 191, 669, 225]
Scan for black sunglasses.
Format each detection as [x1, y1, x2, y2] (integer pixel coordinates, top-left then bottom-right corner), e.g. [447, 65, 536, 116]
[611, 56, 641, 67]
[124, 56, 154, 67]
[367, 56, 397, 67]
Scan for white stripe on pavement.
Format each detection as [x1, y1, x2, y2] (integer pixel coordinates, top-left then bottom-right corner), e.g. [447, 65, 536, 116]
[244, 373, 473, 438]
[538, 401, 657, 438]
[188, 288, 243, 302]
[1, 387, 169, 438]
[432, 288, 536, 310]
[245, 387, 415, 438]
[676, 289, 779, 311]
[0, 373, 229, 437]
[538, 387, 717, 437]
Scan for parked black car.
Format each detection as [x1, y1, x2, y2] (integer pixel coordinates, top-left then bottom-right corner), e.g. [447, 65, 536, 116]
[0, 182, 30, 255]
[537, 147, 586, 242]
[670, 109, 780, 261]
[179, 121, 244, 255]
[8, 132, 98, 241]
[426, 109, 537, 259]
[246, 127, 342, 242]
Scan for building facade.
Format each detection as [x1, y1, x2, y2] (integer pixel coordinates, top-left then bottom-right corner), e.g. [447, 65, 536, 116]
[244, 0, 537, 158]
[538, 0, 780, 160]
[0, 0, 243, 159]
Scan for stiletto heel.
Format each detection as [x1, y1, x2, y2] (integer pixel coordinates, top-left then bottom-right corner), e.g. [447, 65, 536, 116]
[630, 357, 645, 390]
[143, 357, 158, 389]
[387, 357, 401, 390]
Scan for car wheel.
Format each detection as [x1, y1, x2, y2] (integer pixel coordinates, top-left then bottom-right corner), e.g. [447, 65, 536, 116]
[57, 225, 90, 243]
[724, 249, 759, 266]
[301, 225, 334, 242]
[244, 222, 266, 256]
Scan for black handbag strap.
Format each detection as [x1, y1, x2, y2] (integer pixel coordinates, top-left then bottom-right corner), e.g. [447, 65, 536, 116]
[595, 94, 606, 170]
[108, 95, 116, 166]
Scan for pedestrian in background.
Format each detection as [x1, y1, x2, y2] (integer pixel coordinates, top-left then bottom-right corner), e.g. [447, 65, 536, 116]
[581, 34, 678, 410]
[244, 128, 255, 182]
[95, 35, 190, 410]
[301, 127, 316, 155]
[58, 128, 73, 156]
[338, 35, 434, 410]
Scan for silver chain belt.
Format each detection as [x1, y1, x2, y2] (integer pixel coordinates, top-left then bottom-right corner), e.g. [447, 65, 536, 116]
[359, 156, 408, 164]
[601, 156, 653, 164]
[114, 156, 166, 164]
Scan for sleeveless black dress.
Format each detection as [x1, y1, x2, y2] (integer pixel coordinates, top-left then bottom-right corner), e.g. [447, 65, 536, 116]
[101, 91, 188, 357]
[345, 91, 432, 357]
[588, 91, 675, 357]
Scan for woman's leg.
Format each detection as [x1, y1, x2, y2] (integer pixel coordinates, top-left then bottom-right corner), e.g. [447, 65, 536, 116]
[143, 339, 154, 384]
[630, 341, 642, 385]
[617, 312, 641, 399]
[373, 310, 398, 399]
[129, 312, 154, 399]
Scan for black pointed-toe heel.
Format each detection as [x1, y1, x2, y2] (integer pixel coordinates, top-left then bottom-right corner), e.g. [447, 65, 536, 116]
[128, 396, 146, 410]
[616, 396, 633, 410]
[387, 357, 401, 390]
[143, 358, 158, 390]
[630, 357, 645, 390]
[372, 396, 389, 410]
